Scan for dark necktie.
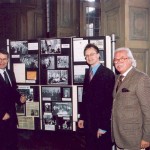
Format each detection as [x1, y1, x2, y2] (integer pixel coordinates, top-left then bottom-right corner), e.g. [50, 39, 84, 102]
[89, 68, 93, 81]
[116, 75, 124, 91]
[3, 71, 11, 86]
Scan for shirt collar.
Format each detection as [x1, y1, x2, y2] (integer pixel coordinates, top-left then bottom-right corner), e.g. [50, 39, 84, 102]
[122, 66, 133, 77]
[0, 68, 6, 74]
[90, 63, 100, 75]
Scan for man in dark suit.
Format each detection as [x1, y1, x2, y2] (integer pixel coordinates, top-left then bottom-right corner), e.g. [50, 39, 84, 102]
[0, 49, 26, 150]
[78, 43, 115, 150]
[112, 47, 150, 150]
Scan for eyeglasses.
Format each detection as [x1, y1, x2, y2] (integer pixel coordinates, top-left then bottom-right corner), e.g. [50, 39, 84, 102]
[113, 58, 129, 64]
[85, 53, 98, 59]
[0, 58, 8, 62]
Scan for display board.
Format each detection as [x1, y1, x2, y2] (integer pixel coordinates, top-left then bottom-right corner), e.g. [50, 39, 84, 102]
[72, 36, 112, 121]
[8, 36, 112, 131]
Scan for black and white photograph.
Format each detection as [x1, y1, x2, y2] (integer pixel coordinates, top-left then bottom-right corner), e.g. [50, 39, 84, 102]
[41, 86, 61, 101]
[31, 109, 39, 116]
[90, 39, 104, 50]
[77, 86, 83, 102]
[62, 87, 71, 101]
[26, 88, 34, 102]
[61, 117, 72, 130]
[20, 54, 38, 69]
[16, 103, 25, 115]
[10, 41, 28, 55]
[57, 56, 69, 68]
[52, 102, 72, 116]
[41, 55, 55, 69]
[41, 40, 47, 53]
[17, 88, 30, 97]
[47, 70, 68, 85]
[41, 39, 61, 54]
[43, 112, 56, 131]
[44, 102, 51, 112]
[99, 50, 104, 62]
[17, 87, 34, 102]
[74, 65, 88, 84]
[63, 87, 71, 98]
[55, 116, 72, 130]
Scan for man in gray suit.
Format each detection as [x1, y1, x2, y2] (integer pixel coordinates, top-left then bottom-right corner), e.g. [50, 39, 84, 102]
[112, 47, 150, 150]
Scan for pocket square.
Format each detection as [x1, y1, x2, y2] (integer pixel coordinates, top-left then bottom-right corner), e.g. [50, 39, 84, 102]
[122, 88, 130, 92]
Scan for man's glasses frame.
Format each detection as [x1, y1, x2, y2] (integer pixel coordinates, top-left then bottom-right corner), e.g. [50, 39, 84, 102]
[0, 58, 8, 62]
[113, 57, 130, 64]
[85, 52, 98, 59]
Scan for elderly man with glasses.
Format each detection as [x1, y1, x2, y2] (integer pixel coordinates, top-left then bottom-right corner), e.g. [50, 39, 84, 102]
[112, 47, 150, 150]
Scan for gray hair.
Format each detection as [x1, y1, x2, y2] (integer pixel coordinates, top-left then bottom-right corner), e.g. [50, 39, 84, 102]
[115, 47, 136, 67]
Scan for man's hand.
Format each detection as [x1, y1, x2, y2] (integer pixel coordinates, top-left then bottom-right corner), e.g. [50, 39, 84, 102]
[2, 113, 10, 120]
[20, 94, 26, 103]
[97, 129, 106, 138]
[141, 140, 150, 149]
[97, 131, 102, 138]
[78, 120, 84, 128]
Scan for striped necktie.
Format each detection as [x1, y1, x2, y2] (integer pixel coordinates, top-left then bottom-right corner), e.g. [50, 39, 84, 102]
[116, 75, 124, 91]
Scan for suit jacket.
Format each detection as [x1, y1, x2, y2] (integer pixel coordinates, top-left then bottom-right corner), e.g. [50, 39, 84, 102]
[0, 69, 21, 126]
[80, 64, 115, 134]
[112, 67, 150, 149]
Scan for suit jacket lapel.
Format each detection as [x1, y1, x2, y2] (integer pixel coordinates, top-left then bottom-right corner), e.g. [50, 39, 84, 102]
[114, 67, 136, 97]
[6, 70, 14, 86]
[120, 67, 136, 88]
[0, 73, 5, 83]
